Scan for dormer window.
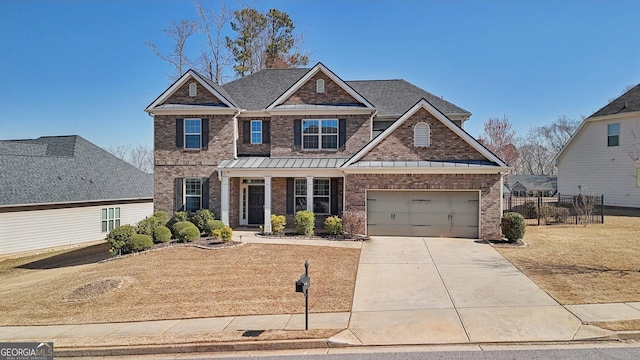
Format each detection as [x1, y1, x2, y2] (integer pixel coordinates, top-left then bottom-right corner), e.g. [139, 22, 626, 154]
[316, 79, 325, 93]
[189, 82, 197, 97]
[414, 122, 430, 147]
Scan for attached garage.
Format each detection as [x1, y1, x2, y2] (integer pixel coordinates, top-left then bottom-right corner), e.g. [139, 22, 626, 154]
[367, 191, 479, 238]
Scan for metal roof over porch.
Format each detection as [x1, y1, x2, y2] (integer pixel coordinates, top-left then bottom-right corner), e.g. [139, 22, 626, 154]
[218, 157, 349, 169]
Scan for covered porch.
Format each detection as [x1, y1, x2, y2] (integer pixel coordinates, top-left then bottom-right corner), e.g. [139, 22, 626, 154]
[217, 157, 346, 232]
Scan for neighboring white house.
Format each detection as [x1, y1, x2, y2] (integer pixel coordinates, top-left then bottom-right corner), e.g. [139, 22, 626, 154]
[556, 84, 640, 207]
[0, 135, 154, 256]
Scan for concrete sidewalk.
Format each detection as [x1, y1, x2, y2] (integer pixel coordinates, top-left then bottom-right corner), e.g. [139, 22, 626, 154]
[1, 233, 639, 357]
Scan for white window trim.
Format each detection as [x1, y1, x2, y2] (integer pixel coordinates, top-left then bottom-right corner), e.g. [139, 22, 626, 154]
[184, 178, 202, 212]
[184, 118, 202, 150]
[101, 207, 121, 232]
[189, 82, 197, 97]
[414, 122, 431, 147]
[251, 120, 262, 144]
[316, 79, 325, 93]
[302, 119, 339, 150]
[294, 178, 331, 215]
[607, 123, 620, 147]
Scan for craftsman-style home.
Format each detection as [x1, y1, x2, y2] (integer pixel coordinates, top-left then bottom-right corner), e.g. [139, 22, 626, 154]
[146, 63, 508, 238]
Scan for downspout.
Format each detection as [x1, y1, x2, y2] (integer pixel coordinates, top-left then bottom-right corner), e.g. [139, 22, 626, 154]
[232, 109, 243, 160]
[368, 109, 378, 140]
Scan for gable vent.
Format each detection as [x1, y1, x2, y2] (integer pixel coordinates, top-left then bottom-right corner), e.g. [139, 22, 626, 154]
[189, 82, 197, 97]
[414, 122, 430, 147]
[316, 79, 325, 93]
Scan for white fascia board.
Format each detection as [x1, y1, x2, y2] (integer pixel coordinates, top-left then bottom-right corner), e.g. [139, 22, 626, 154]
[145, 70, 237, 111]
[146, 107, 238, 116]
[218, 168, 343, 178]
[343, 99, 508, 168]
[0, 197, 153, 209]
[265, 108, 375, 116]
[266, 63, 375, 110]
[341, 166, 509, 175]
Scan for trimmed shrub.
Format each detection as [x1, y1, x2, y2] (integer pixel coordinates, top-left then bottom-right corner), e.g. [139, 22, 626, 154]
[107, 225, 136, 255]
[191, 209, 215, 232]
[175, 222, 200, 242]
[137, 215, 161, 237]
[173, 211, 189, 222]
[271, 214, 286, 235]
[342, 210, 365, 236]
[152, 211, 169, 226]
[205, 219, 225, 237]
[539, 204, 557, 224]
[129, 233, 153, 252]
[212, 226, 233, 242]
[324, 215, 343, 235]
[153, 225, 172, 243]
[294, 210, 315, 236]
[501, 212, 526, 242]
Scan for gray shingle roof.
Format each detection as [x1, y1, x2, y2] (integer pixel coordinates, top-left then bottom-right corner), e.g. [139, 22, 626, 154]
[220, 68, 471, 118]
[505, 175, 557, 192]
[222, 69, 309, 110]
[590, 83, 640, 118]
[347, 79, 470, 117]
[0, 136, 153, 207]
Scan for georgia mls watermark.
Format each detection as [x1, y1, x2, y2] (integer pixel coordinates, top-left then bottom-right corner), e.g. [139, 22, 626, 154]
[0, 342, 53, 360]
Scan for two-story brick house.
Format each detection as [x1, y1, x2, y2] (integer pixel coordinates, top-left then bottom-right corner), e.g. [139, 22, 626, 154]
[146, 63, 509, 239]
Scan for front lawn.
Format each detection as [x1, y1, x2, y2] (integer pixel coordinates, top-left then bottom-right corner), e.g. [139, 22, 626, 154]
[495, 213, 640, 305]
[0, 243, 360, 326]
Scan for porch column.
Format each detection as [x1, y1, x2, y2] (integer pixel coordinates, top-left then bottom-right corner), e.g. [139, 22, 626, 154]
[263, 176, 272, 233]
[306, 176, 314, 212]
[221, 175, 230, 226]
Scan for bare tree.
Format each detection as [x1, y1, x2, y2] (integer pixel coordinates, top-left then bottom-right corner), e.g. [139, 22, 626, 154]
[147, 19, 200, 81]
[106, 144, 154, 174]
[516, 115, 580, 175]
[478, 116, 519, 173]
[195, 1, 233, 84]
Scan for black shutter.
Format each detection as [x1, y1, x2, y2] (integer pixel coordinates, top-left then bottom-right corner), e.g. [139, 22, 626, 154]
[339, 119, 347, 148]
[286, 178, 294, 214]
[263, 121, 270, 144]
[201, 119, 209, 149]
[202, 178, 209, 209]
[174, 178, 184, 211]
[176, 119, 184, 148]
[243, 121, 250, 144]
[294, 119, 301, 150]
[331, 178, 339, 215]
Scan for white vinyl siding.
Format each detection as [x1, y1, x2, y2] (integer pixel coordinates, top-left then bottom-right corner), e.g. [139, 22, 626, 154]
[0, 202, 153, 256]
[557, 117, 640, 207]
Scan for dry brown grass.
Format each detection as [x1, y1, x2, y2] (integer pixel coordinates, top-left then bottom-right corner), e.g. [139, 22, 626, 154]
[0, 243, 360, 326]
[495, 215, 640, 305]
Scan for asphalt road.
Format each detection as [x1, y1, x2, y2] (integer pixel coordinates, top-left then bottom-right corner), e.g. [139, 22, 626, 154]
[201, 346, 640, 360]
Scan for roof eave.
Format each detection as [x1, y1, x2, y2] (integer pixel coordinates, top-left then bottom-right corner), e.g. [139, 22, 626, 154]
[341, 166, 510, 174]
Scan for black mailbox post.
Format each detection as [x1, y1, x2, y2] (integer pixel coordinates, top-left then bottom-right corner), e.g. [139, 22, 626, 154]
[295, 260, 310, 330]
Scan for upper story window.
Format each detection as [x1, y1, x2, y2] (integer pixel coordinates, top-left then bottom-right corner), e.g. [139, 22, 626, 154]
[607, 123, 620, 147]
[414, 122, 431, 147]
[251, 120, 262, 144]
[316, 79, 325, 93]
[184, 118, 202, 149]
[302, 119, 338, 149]
[189, 82, 197, 97]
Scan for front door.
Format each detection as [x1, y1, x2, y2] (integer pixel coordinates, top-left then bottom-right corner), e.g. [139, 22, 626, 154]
[248, 185, 265, 225]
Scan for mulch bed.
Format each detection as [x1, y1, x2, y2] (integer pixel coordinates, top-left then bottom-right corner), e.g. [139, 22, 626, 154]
[256, 232, 368, 241]
[486, 239, 527, 248]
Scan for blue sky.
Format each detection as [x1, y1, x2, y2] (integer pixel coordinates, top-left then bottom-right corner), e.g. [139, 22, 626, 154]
[1, 0, 639, 149]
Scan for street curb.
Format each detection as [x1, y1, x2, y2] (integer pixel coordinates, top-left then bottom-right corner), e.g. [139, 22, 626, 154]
[54, 339, 330, 357]
[617, 331, 640, 340]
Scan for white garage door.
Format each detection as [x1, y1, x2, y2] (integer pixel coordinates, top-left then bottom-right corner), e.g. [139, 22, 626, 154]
[367, 191, 479, 238]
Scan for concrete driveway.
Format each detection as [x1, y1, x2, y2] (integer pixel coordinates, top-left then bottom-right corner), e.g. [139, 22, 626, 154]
[334, 236, 614, 345]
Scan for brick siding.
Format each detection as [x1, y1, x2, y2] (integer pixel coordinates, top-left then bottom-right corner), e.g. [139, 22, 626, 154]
[362, 108, 486, 161]
[283, 73, 360, 105]
[161, 76, 225, 105]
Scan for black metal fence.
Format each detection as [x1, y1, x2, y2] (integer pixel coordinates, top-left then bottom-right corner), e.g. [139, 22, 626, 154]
[503, 194, 604, 226]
